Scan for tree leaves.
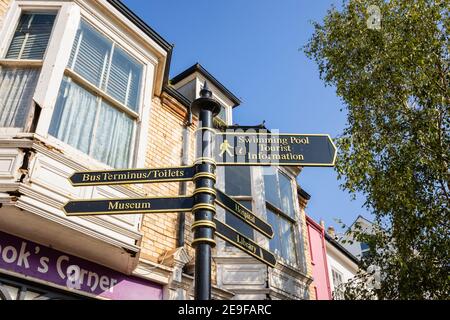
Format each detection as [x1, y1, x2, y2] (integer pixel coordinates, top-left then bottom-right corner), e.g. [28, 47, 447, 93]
[305, 0, 450, 299]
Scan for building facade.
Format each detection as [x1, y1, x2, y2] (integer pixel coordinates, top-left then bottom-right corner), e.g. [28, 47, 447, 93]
[306, 216, 332, 300]
[325, 232, 359, 300]
[306, 215, 360, 300]
[0, 0, 313, 300]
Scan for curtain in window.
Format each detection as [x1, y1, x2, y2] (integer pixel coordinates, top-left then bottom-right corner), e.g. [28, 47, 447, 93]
[0, 67, 39, 128]
[49, 77, 133, 168]
[91, 101, 133, 168]
[6, 13, 56, 60]
[49, 77, 97, 154]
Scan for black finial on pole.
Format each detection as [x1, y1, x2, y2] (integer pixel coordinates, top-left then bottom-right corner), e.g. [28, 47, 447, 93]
[200, 80, 212, 98]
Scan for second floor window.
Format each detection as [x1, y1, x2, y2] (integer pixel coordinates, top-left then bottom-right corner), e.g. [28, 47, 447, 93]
[224, 166, 254, 240]
[331, 268, 344, 300]
[49, 20, 143, 168]
[0, 12, 56, 129]
[264, 169, 298, 264]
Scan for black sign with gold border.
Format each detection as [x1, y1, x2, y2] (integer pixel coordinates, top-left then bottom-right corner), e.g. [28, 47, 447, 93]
[214, 218, 276, 268]
[215, 189, 273, 238]
[69, 166, 195, 186]
[63, 196, 194, 216]
[215, 133, 337, 166]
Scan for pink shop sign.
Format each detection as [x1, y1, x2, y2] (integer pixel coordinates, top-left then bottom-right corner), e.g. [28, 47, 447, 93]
[0, 230, 162, 300]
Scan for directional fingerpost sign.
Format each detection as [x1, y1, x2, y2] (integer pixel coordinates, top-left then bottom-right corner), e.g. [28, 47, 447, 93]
[215, 189, 273, 238]
[215, 133, 337, 166]
[63, 81, 338, 300]
[214, 218, 276, 268]
[69, 166, 195, 186]
[63, 196, 194, 216]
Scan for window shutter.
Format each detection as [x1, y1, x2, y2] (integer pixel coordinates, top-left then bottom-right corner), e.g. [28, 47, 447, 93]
[6, 13, 56, 60]
[69, 21, 112, 88]
[106, 46, 142, 111]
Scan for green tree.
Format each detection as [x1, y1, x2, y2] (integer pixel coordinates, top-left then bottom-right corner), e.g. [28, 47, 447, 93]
[305, 0, 449, 299]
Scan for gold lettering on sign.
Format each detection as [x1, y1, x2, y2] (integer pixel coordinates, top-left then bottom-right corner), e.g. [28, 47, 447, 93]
[82, 174, 101, 182]
[290, 136, 309, 145]
[236, 234, 257, 254]
[248, 153, 305, 161]
[99, 169, 185, 182]
[108, 201, 151, 210]
[235, 203, 256, 223]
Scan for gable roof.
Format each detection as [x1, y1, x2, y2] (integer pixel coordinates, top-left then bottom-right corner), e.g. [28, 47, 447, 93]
[170, 63, 241, 108]
[325, 233, 360, 265]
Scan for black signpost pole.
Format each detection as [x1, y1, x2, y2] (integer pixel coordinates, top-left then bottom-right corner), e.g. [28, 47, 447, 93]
[191, 82, 221, 300]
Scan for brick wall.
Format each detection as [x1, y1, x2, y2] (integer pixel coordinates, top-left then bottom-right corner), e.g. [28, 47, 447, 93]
[138, 92, 222, 285]
[140, 95, 189, 261]
[139, 93, 197, 264]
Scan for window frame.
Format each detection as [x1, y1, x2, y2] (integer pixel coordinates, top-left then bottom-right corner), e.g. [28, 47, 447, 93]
[331, 268, 345, 300]
[223, 166, 255, 243]
[0, 1, 157, 169]
[47, 17, 146, 168]
[0, 6, 59, 135]
[263, 168, 302, 267]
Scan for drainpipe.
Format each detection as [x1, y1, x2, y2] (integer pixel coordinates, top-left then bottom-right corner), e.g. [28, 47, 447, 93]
[176, 108, 192, 247]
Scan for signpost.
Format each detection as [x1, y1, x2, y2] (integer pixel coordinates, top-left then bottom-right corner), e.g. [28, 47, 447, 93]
[214, 219, 276, 268]
[69, 166, 195, 186]
[215, 189, 273, 238]
[63, 196, 194, 216]
[62, 81, 337, 300]
[215, 132, 336, 166]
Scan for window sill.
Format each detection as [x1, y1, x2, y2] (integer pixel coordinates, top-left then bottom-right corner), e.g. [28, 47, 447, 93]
[0, 59, 43, 68]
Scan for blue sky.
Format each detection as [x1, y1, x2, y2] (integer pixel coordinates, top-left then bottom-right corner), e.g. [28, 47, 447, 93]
[123, 0, 372, 233]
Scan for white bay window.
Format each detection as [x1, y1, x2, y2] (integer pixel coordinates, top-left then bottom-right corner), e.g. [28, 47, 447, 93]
[263, 168, 298, 265]
[49, 19, 143, 168]
[0, 12, 56, 130]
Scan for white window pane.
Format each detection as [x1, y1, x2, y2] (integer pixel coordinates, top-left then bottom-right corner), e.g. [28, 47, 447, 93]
[280, 217, 296, 263]
[225, 166, 252, 196]
[6, 13, 56, 60]
[0, 67, 39, 128]
[105, 46, 142, 111]
[216, 105, 226, 122]
[49, 77, 97, 154]
[91, 101, 133, 168]
[263, 171, 281, 209]
[69, 20, 112, 88]
[267, 209, 281, 255]
[279, 172, 295, 218]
